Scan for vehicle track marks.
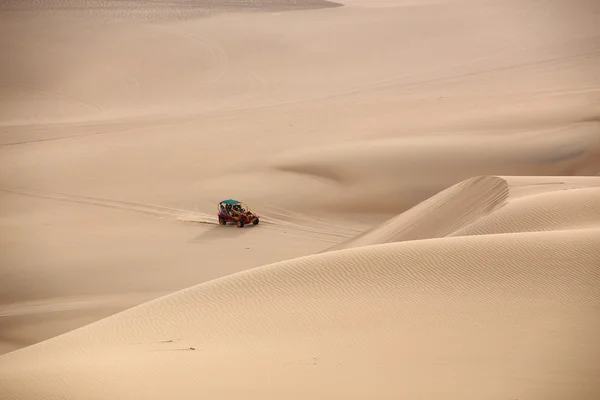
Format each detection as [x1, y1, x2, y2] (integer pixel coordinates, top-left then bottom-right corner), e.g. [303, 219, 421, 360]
[0, 119, 191, 147]
[0, 186, 358, 240]
[0, 186, 216, 225]
[1, 83, 102, 114]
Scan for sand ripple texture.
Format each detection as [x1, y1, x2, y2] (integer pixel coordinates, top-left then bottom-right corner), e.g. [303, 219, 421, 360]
[1, 227, 599, 399]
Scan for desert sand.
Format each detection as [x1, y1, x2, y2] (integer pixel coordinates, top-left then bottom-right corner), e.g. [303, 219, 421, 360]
[1, 0, 599, 398]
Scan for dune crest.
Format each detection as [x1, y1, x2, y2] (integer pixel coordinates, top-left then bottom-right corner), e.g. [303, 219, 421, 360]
[330, 175, 600, 251]
[2, 0, 600, 397]
[3, 174, 600, 398]
[328, 175, 509, 250]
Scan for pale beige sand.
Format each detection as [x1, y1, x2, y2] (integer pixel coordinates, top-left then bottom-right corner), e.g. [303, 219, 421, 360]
[1, 228, 599, 399]
[1, 0, 600, 397]
[330, 175, 600, 251]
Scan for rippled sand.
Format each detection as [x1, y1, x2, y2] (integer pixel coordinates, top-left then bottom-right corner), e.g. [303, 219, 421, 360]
[1, 0, 599, 398]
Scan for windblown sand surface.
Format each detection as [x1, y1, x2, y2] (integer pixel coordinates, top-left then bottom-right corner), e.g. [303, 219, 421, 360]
[1, 0, 599, 398]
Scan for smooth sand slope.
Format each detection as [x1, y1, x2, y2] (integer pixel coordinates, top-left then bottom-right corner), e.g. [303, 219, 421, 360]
[1, 0, 600, 397]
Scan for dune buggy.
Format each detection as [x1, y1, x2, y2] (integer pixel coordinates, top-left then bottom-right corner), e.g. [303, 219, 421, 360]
[218, 199, 260, 228]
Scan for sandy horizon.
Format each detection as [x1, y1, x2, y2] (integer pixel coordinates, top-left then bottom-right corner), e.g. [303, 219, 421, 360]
[1, 0, 599, 398]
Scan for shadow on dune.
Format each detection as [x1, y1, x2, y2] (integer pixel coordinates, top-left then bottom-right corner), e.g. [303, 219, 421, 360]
[268, 116, 600, 215]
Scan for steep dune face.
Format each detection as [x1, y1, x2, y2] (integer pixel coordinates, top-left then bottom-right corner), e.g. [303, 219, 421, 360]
[330, 175, 600, 251]
[1, 228, 599, 399]
[452, 183, 600, 236]
[328, 175, 509, 250]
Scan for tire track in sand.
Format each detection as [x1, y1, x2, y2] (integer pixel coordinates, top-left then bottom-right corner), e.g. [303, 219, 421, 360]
[0, 83, 103, 115]
[0, 186, 356, 240]
[0, 186, 216, 225]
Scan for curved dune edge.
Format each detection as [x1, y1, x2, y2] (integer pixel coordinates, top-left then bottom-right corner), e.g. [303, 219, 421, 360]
[1, 227, 600, 399]
[329, 175, 600, 251]
[2, 0, 600, 397]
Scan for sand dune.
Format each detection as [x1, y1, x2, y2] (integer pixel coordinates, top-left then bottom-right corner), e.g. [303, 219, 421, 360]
[330, 175, 600, 251]
[2, 0, 600, 397]
[2, 174, 599, 398]
[1, 227, 599, 399]
[0, 0, 342, 23]
[451, 181, 600, 236]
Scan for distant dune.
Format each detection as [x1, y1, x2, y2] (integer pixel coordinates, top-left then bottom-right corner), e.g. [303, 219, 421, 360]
[1, 0, 599, 398]
[0, 0, 343, 22]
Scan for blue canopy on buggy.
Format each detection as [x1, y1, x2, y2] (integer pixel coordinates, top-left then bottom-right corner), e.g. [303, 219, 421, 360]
[220, 199, 240, 205]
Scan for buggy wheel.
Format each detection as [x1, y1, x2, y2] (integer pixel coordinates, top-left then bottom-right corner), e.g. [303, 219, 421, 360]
[218, 217, 226, 225]
[253, 218, 259, 225]
[236, 220, 245, 228]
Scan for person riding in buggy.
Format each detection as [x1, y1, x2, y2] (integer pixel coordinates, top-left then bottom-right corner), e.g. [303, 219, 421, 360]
[218, 199, 260, 228]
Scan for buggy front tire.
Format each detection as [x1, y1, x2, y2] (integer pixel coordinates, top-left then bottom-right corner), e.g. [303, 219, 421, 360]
[236, 220, 245, 228]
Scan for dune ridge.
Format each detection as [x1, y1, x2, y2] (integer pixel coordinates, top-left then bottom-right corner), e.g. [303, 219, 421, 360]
[2, 0, 600, 397]
[451, 184, 600, 236]
[2, 173, 600, 399]
[328, 175, 509, 250]
[330, 175, 600, 251]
